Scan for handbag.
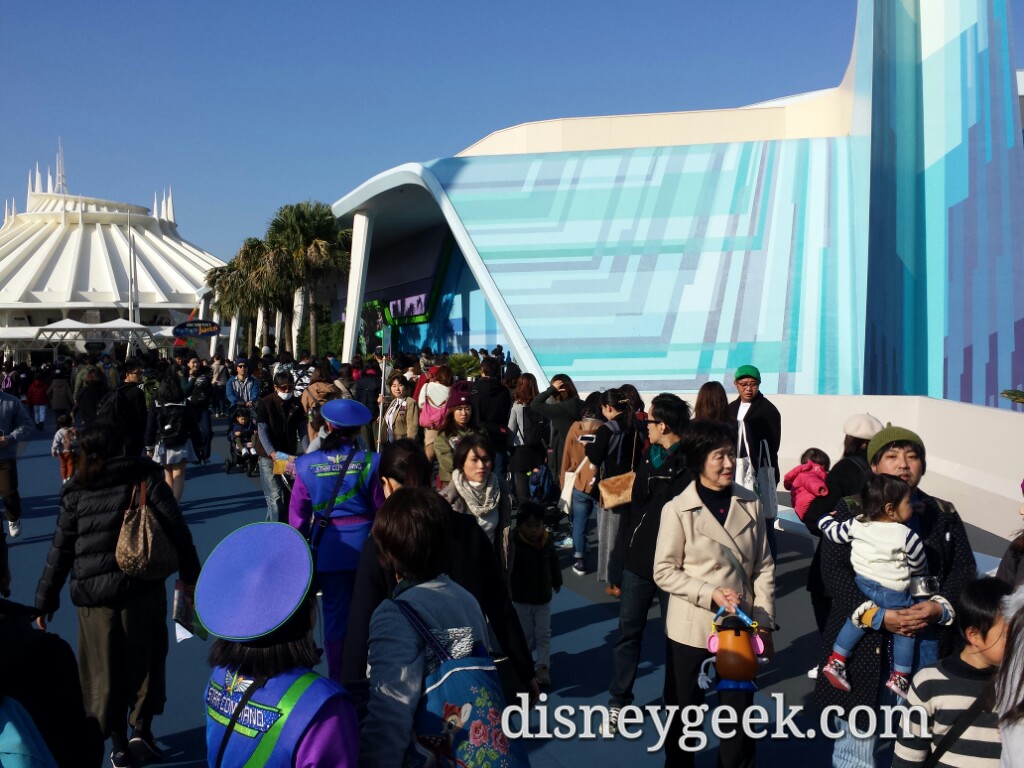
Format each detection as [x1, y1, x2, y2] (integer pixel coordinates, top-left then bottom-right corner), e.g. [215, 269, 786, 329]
[598, 423, 638, 509]
[735, 422, 756, 492]
[418, 392, 446, 430]
[755, 438, 779, 521]
[115, 481, 179, 580]
[558, 455, 586, 514]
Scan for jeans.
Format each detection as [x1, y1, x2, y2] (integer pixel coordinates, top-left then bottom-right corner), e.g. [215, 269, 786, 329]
[513, 601, 552, 667]
[258, 456, 290, 522]
[0, 459, 22, 523]
[571, 488, 599, 558]
[834, 575, 915, 674]
[609, 570, 667, 707]
[830, 695, 897, 768]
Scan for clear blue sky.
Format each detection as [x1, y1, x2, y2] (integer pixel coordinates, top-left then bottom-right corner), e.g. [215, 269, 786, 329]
[1, 1, 1021, 262]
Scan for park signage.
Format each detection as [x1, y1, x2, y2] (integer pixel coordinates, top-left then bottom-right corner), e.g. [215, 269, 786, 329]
[173, 320, 220, 339]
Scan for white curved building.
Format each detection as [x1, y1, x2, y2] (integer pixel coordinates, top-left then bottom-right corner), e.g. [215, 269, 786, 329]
[0, 153, 225, 352]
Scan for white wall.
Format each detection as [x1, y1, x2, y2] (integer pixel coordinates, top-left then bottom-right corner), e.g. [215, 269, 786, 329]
[642, 393, 1024, 542]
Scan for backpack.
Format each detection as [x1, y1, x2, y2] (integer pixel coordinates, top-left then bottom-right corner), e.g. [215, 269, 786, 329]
[419, 392, 447, 430]
[392, 600, 529, 768]
[156, 402, 188, 447]
[519, 407, 549, 450]
[96, 389, 123, 424]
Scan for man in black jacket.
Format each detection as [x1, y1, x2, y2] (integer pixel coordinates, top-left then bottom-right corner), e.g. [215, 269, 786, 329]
[727, 364, 781, 558]
[606, 393, 692, 733]
[111, 362, 149, 457]
[256, 371, 306, 522]
[471, 356, 513, 490]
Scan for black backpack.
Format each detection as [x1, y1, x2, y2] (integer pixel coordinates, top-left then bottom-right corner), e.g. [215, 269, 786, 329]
[520, 407, 550, 450]
[156, 402, 189, 447]
[96, 389, 122, 424]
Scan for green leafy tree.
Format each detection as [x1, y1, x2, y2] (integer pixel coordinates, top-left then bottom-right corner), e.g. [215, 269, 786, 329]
[265, 201, 349, 357]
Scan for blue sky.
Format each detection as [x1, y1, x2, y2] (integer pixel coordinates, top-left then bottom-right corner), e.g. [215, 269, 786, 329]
[1, 2, 1020, 261]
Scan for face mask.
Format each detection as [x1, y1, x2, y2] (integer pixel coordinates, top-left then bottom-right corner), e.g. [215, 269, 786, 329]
[277, 391, 293, 401]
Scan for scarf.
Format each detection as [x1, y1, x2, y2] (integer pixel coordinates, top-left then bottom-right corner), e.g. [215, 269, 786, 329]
[451, 469, 501, 519]
[385, 397, 405, 441]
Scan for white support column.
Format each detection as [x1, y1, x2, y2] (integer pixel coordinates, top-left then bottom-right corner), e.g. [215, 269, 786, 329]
[255, 307, 266, 351]
[273, 310, 284, 353]
[228, 314, 240, 360]
[209, 308, 221, 358]
[291, 288, 306, 355]
[343, 211, 373, 363]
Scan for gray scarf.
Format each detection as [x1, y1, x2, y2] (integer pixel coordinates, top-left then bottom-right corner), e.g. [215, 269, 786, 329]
[451, 469, 501, 519]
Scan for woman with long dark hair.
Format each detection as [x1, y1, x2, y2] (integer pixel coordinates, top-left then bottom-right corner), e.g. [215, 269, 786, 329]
[508, 372, 545, 502]
[693, 381, 731, 423]
[145, 371, 199, 501]
[529, 373, 582, 489]
[585, 388, 644, 594]
[35, 422, 201, 768]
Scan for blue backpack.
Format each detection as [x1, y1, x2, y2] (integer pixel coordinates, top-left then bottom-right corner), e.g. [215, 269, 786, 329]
[392, 600, 530, 768]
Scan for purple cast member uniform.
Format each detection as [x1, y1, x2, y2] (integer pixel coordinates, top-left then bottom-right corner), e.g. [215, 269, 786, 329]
[288, 399, 384, 681]
[197, 523, 358, 767]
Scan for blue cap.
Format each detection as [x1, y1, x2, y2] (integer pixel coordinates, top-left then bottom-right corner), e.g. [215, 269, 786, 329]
[195, 523, 313, 642]
[321, 399, 372, 428]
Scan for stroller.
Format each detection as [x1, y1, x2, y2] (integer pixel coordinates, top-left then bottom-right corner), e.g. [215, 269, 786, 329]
[224, 405, 259, 477]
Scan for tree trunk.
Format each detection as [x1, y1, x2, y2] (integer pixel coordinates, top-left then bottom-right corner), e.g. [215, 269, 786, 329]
[255, 307, 266, 351]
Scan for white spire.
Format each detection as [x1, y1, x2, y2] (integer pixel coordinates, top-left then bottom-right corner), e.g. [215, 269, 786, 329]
[46, 166, 53, 194]
[55, 139, 67, 195]
[160, 189, 167, 220]
[34, 163, 41, 193]
[167, 186, 175, 224]
[27, 170, 32, 202]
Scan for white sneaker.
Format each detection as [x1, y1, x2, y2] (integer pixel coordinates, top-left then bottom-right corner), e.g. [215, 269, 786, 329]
[602, 706, 621, 737]
[807, 665, 819, 679]
[8, 519, 20, 538]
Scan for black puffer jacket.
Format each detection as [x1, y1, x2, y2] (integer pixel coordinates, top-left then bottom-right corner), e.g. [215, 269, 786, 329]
[471, 377, 513, 454]
[35, 457, 201, 614]
[623, 445, 692, 579]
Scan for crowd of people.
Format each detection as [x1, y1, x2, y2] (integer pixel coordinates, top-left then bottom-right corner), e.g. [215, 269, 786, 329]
[0, 347, 1023, 767]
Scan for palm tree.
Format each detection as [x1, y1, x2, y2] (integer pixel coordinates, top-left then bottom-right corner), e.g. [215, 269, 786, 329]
[265, 201, 349, 356]
[206, 238, 267, 355]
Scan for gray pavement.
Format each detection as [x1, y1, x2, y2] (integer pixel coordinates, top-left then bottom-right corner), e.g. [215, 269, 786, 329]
[8, 414, 986, 766]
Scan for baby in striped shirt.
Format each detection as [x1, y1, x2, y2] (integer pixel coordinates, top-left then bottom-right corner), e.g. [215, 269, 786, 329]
[819, 474, 928, 699]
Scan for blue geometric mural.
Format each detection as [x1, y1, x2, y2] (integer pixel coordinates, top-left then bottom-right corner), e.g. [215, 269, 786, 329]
[338, 0, 1024, 407]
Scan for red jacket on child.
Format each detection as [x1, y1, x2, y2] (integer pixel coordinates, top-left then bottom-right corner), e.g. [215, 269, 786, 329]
[784, 460, 828, 519]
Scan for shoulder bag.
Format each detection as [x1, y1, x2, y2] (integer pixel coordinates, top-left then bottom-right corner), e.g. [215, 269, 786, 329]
[735, 422, 756, 492]
[755, 438, 779, 521]
[598, 424, 637, 509]
[115, 480, 179, 580]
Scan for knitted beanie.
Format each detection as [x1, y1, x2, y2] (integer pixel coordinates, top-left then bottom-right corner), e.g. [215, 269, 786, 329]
[867, 423, 925, 465]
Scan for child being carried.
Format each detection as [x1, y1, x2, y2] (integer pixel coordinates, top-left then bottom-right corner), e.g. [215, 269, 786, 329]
[819, 474, 929, 699]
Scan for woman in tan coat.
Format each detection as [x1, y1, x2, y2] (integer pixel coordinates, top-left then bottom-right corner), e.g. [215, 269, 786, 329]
[376, 372, 420, 445]
[560, 392, 604, 578]
[653, 419, 776, 768]
[300, 366, 342, 442]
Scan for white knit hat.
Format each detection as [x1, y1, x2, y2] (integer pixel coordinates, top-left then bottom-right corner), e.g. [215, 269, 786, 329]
[843, 413, 884, 440]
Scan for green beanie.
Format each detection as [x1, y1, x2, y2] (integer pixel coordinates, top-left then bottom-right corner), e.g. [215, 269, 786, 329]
[734, 364, 761, 382]
[867, 423, 926, 466]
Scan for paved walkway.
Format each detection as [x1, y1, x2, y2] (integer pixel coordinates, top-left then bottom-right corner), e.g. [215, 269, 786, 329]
[7, 414, 997, 766]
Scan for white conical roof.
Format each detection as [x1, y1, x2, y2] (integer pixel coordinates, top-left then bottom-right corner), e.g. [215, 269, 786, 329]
[0, 156, 224, 313]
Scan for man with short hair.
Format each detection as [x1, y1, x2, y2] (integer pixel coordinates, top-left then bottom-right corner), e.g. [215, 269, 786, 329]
[110, 362, 149, 457]
[255, 371, 305, 522]
[225, 359, 259, 411]
[727, 364, 782, 557]
[0, 387, 32, 538]
[815, 425, 976, 767]
[605, 393, 692, 733]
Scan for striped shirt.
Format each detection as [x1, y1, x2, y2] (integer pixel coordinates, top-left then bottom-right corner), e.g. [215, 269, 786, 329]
[819, 515, 927, 591]
[893, 655, 1000, 767]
